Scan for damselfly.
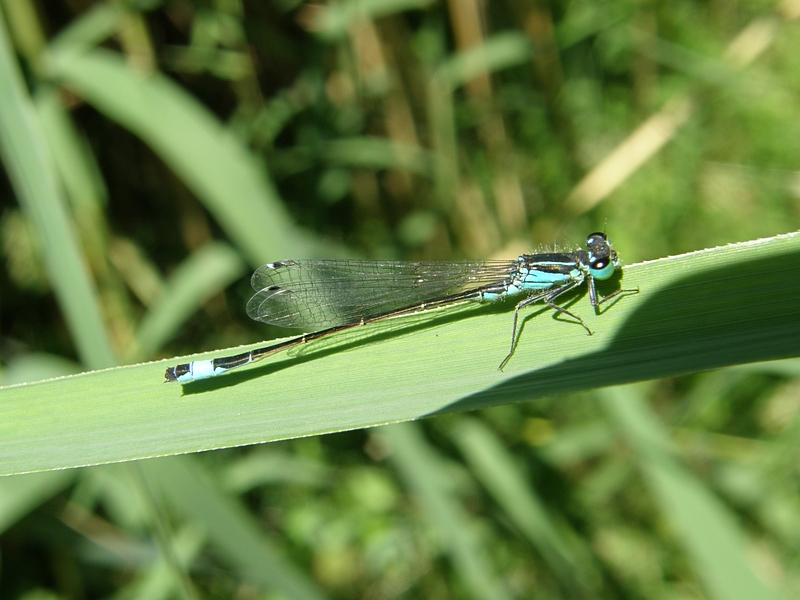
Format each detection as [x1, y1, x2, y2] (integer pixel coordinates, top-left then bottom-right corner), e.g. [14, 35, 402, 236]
[164, 232, 636, 383]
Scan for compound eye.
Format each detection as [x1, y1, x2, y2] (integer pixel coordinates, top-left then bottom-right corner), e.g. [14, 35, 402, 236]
[586, 232, 607, 247]
[589, 255, 615, 280]
[591, 257, 609, 270]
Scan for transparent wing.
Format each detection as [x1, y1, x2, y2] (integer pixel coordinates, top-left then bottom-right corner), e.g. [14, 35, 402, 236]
[246, 259, 518, 328]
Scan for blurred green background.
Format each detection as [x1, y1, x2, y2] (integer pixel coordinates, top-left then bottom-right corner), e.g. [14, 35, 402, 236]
[1, 0, 800, 598]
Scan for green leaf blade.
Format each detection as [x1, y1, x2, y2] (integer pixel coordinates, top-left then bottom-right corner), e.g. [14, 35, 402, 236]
[0, 232, 798, 475]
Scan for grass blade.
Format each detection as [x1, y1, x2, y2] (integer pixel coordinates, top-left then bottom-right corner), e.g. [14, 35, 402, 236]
[600, 386, 786, 600]
[47, 47, 317, 264]
[133, 243, 247, 360]
[0, 232, 798, 474]
[0, 12, 115, 369]
[384, 423, 513, 600]
[0, 470, 75, 532]
[139, 456, 328, 600]
[450, 416, 599, 596]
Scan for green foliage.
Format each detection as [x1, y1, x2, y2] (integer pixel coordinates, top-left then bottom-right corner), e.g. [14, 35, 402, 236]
[3, 232, 800, 479]
[0, 0, 799, 599]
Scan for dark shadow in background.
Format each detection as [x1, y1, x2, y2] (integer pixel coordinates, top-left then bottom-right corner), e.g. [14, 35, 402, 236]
[428, 247, 800, 416]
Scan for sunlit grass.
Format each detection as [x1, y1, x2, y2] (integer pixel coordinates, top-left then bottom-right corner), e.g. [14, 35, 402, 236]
[0, 1, 799, 599]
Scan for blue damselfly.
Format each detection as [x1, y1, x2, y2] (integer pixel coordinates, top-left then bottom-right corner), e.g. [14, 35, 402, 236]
[165, 232, 636, 383]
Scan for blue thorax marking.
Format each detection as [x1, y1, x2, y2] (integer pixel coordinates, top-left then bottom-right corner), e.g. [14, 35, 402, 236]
[164, 231, 636, 383]
[479, 253, 584, 300]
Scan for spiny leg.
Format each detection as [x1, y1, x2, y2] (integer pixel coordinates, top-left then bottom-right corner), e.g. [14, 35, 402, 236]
[596, 287, 639, 305]
[544, 283, 592, 335]
[498, 281, 584, 370]
[588, 276, 639, 310]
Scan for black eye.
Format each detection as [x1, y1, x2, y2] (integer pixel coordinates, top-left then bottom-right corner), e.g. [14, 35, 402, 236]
[590, 257, 609, 271]
[586, 232, 607, 244]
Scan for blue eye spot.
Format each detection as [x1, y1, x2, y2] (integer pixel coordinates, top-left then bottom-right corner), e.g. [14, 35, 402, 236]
[589, 258, 615, 280]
